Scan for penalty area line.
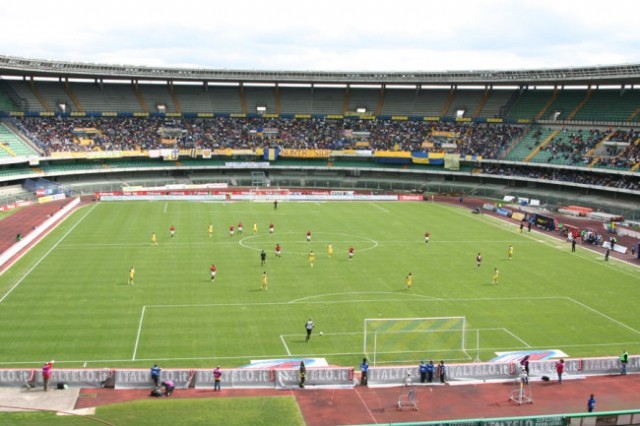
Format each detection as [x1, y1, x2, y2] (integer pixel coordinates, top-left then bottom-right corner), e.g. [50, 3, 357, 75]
[280, 335, 292, 356]
[502, 327, 531, 348]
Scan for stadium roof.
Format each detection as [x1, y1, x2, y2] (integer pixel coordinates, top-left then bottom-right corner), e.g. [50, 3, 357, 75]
[2, 55, 640, 86]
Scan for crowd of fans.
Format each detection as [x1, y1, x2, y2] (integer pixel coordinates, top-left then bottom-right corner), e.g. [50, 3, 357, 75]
[16, 117, 526, 157]
[481, 164, 640, 191]
[541, 128, 605, 166]
[596, 129, 640, 169]
[13, 117, 639, 187]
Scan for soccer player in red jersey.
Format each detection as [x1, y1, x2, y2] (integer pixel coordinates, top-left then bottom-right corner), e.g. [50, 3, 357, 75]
[210, 264, 217, 282]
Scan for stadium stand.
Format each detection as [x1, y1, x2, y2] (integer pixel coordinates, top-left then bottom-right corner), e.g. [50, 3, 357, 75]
[279, 87, 313, 114]
[0, 87, 18, 112]
[207, 86, 243, 114]
[100, 83, 143, 112]
[347, 87, 379, 115]
[310, 87, 345, 115]
[0, 122, 38, 158]
[542, 89, 586, 121]
[173, 84, 215, 113]
[0, 57, 638, 220]
[379, 88, 427, 116]
[573, 89, 640, 122]
[244, 86, 276, 115]
[445, 88, 486, 118]
[476, 88, 514, 119]
[32, 80, 75, 113]
[4, 80, 47, 112]
[139, 84, 178, 113]
[506, 89, 552, 121]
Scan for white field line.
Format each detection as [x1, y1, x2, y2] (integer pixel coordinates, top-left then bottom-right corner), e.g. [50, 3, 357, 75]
[6, 339, 640, 367]
[354, 386, 378, 424]
[57, 241, 248, 249]
[280, 331, 362, 338]
[369, 202, 390, 213]
[0, 203, 98, 304]
[145, 295, 569, 309]
[567, 297, 640, 335]
[501, 327, 531, 348]
[145, 299, 449, 309]
[132, 305, 147, 360]
[280, 335, 292, 356]
[290, 291, 442, 303]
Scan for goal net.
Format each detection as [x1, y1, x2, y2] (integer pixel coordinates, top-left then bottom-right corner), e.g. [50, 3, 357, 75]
[363, 316, 469, 366]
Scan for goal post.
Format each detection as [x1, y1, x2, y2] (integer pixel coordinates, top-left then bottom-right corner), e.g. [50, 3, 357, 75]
[363, 317, 468, 366]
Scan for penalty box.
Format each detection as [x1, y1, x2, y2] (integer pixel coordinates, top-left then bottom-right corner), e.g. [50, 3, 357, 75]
[133, 297, 632, 361]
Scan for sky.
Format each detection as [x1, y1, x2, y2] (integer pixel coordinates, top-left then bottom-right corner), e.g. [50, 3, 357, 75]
[1, 0, 640, 73]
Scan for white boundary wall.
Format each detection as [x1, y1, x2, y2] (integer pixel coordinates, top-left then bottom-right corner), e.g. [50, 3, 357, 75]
[0, 356, 635, 389]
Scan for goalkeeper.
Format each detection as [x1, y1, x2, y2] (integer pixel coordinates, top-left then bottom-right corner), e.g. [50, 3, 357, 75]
[305, 319, 315, 342]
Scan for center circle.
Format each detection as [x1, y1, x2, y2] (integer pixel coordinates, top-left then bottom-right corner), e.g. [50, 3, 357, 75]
[239, 231, 378, 255]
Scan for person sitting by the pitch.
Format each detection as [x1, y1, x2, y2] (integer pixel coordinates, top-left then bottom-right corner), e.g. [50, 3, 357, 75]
[161, 380, 175, 396]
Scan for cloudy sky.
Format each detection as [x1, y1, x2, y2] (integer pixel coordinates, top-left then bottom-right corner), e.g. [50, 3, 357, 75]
[1, 0, 639, 72]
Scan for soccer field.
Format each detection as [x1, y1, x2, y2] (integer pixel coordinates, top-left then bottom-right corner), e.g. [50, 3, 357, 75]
[0, 200, 638, 369]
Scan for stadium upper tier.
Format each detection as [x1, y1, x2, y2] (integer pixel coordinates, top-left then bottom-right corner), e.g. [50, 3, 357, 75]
[1, 80, 640, 123]
[1, 55, 640, 122]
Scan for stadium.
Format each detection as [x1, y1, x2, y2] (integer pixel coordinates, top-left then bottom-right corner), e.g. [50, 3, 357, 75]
[0, 55, 639, 425]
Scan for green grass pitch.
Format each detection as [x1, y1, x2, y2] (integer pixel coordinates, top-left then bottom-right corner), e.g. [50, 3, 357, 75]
[0, 200, 638, 369]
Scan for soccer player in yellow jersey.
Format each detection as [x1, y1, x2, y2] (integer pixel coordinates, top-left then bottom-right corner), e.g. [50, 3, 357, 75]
[492, 268, 499, 285]
[405, 273, 413, 290]
[327, 244, 333, 258]
[208, 224, 213, 238]
[308, 250, 315, 268]
[253, 223, 258, 234]
[508, 245, 514, 260]
[128, 266, 135, 286]
[261, 271, 268, 291]
[151, 232, 158, 246]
